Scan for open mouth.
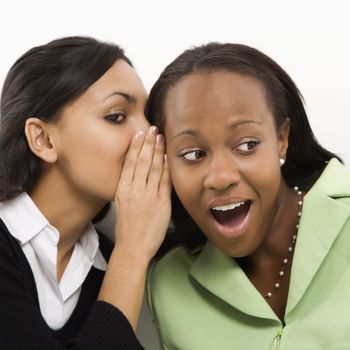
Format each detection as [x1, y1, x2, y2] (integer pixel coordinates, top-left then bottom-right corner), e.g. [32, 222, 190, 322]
[210, 200, 251, 228]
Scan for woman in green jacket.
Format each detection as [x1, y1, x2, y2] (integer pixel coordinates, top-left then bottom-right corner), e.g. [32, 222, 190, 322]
[146, 43, 350, 350]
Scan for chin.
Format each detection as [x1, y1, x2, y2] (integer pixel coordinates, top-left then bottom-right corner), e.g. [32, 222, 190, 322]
[214, 239, 258, 258]
[103, 187, 118, 202]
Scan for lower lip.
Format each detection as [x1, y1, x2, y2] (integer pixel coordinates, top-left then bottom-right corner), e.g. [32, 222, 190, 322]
[210, 203, 251, 240]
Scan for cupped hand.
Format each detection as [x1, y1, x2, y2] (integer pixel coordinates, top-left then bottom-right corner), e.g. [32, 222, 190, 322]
[114, 126, 171, 260]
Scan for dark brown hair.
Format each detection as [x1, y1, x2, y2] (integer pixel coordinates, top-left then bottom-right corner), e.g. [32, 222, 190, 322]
[0, 36, 131, 203]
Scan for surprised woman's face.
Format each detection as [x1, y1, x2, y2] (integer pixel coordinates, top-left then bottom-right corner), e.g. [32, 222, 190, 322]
[164, 70, 289, 257]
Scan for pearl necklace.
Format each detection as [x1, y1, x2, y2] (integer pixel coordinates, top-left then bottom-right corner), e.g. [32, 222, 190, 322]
[265, 186, 303, 299]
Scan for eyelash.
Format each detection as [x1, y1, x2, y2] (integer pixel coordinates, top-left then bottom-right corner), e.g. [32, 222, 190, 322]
[179, 149, 206, 162]
[178, 139, 261, 162]
[235, 139, 261, 153]
[104, 113, 126, 124]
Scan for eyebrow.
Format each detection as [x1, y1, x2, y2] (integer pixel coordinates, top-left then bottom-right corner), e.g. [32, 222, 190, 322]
[103, 91, 136, 104]
[171, 120, 262, 140]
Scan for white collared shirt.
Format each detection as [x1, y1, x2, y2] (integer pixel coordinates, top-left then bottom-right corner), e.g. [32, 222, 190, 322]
[0, 193, 107, 330]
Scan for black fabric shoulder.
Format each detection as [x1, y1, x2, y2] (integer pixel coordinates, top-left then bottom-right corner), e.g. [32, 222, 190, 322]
[96, 229, 114, 262]
[0, 219, 143, 349]
[0, 218, 39, 305]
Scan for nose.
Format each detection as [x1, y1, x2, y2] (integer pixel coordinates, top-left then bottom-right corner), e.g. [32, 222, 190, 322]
[203, 152, 241, 191]
[132, 113, 150, 134]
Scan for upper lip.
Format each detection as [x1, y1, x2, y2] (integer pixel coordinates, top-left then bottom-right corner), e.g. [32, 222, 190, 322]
[208, 197, 251, 210]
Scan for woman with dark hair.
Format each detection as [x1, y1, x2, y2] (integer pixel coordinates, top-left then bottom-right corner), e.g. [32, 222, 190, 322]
[147, 43, 350, 349]
[0, 36, 171, 349]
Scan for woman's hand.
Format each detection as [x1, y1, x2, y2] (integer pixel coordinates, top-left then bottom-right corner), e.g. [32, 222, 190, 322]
[114, 125, 171, 261]
[98, 126, 171, 330]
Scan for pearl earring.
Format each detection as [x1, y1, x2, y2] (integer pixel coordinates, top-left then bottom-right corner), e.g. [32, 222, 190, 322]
[280, 158, 285, 167]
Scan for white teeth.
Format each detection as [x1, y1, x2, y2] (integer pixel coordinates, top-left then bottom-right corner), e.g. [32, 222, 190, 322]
[212, 201, 245, 211]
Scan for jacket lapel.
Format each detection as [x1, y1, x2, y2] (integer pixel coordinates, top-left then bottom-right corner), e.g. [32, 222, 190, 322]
[190, 159, 350, 321]
[190, 241, 278, 320]
[286, 159, 350, 316]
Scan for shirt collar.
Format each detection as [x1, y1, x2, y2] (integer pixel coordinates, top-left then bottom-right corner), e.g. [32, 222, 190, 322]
[0, 192, 49, 244]
[80, 223, 107, 271]
[0, 192, 107, 270]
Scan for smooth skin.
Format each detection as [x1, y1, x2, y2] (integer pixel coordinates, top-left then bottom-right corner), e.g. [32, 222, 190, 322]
[24, 59, 171, 329]
[99, 128, 171, 328]
[164, 70, 300, 320]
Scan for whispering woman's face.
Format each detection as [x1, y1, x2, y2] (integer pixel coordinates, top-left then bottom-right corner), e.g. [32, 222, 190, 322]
[164, 70, 290, 257]
[49, 59, 149, 204]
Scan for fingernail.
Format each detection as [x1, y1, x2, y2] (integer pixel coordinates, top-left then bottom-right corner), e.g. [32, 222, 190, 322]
[135, 130, 144, 141]
[156, 134, 164, 144]
[149, 126, 158, 135]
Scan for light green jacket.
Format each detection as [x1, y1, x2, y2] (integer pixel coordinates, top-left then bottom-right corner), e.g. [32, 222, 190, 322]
[147, 159, 350, 350]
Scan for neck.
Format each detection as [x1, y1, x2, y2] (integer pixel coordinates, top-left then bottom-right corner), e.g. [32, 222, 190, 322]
[236, 181, 304, 320]
[238, 181, 300, 271]
[29, 167, 107, 281]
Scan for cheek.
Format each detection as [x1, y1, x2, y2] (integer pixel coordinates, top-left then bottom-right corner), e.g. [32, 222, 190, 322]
[169, 159, 201, 213]
[240, 157, 282, 211]
[168, 158, 185, 193]
[101, 138, 130, 182]
[65, 130, 130, 185]
[237, 140, 281, 188]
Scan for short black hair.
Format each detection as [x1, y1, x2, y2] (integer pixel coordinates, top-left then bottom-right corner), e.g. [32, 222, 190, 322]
[0, 36, 131, 202]
[146, 42, 341, 251]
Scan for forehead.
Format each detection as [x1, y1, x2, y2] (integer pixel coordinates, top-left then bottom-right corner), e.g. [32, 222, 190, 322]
[80, 59, 147, 103]
[164, 70, 272, 129]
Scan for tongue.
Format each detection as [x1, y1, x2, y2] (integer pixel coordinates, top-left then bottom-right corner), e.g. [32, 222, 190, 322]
[211, 201, 250, 227]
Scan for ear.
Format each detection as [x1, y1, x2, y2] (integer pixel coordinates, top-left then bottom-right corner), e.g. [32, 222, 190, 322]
[278, 117, 290, 159]
[24, 117, 58, 163]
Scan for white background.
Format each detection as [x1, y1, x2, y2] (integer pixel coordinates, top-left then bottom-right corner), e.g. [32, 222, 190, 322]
[1, 1, 349, 349]
[1, 1, 350, 166]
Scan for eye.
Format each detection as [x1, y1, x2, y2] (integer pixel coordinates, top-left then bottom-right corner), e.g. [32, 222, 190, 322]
[235, 139, 261, 153]
[179, 149, 206, 162]
[104, 113, 126, 124]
